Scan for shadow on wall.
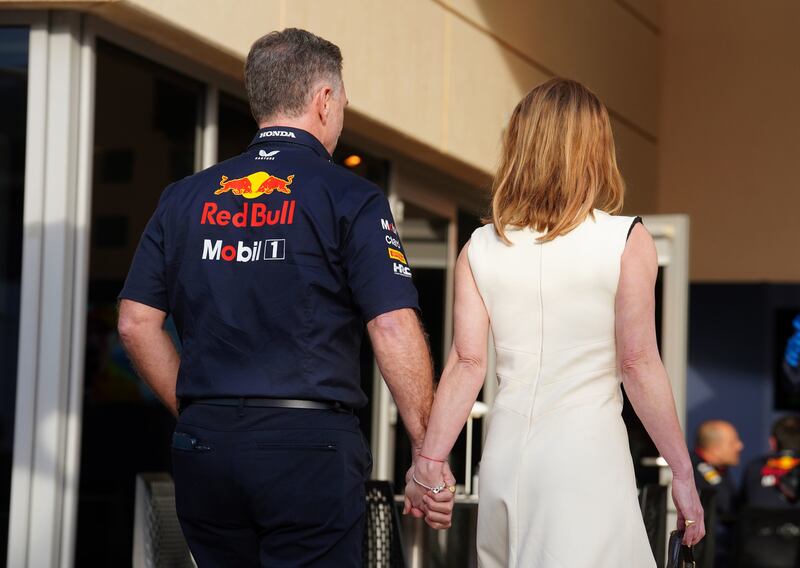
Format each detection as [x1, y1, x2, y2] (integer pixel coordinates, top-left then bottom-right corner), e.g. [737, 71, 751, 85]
[687, 284, 800, 485]
[468, 0, 659, 215]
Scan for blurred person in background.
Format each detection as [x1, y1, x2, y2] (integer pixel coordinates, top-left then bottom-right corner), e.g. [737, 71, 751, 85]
[693, 420, 742, 567]
[742, 415, 800, 508]
[693, 420, 743, 516]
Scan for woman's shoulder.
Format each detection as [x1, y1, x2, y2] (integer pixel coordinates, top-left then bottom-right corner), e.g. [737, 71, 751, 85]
[466, 224, 501, 263]
[593, 209, 637, 223]
[469, 223, 495, 243]
[591, 209, 642, 235]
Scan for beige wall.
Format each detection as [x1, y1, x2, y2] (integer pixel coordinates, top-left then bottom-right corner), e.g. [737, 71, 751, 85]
[0, 0, 661, 213]
[3, 0, 663, 213]
[658, 2, 800, 282]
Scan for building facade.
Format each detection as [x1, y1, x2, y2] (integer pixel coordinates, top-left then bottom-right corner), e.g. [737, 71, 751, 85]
[3, 1, 797, 566]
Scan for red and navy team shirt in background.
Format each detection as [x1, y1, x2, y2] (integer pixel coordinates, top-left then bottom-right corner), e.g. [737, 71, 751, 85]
[119, 126, 419, 408]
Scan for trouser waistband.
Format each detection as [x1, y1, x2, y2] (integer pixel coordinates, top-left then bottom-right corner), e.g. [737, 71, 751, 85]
[179, 397, 352, 414]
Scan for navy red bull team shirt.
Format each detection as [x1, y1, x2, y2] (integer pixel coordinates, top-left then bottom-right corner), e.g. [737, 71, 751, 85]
[119, 126, 419, 409]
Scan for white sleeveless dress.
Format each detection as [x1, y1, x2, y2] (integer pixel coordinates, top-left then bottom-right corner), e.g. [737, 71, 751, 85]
[469, 211, 655, 568]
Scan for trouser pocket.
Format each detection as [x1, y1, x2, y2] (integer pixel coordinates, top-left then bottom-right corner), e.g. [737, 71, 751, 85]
[172, 431, 213, 452]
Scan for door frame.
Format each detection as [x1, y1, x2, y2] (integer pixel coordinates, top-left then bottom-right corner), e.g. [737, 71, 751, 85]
[1, 9, 49, 568]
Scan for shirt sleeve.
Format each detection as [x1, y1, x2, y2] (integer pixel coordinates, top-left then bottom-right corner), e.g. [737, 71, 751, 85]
[342, 189, 419, 322]
[118, 192, 171, 312]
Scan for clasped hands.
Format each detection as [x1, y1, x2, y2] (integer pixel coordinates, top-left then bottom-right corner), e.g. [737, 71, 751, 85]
[402, 455, 456, 530]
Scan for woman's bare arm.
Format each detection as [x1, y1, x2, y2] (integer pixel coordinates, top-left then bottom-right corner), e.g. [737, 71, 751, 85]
[617, 223, 704, 545]
[411, 243, 490, 488]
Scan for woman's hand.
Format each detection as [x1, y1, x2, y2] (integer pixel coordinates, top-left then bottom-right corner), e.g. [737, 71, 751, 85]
[403, 459, 456, 529]
[671, 474, 705, 546]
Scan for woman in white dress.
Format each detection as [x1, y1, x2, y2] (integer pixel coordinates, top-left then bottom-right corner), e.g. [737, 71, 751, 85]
[403, 78, 705, 566]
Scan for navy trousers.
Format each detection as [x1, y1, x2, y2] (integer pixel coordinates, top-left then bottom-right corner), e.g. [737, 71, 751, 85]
[171, 403, 372, 567]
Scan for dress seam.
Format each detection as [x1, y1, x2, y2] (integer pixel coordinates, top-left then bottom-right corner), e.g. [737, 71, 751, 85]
[517, 243, 545, 566]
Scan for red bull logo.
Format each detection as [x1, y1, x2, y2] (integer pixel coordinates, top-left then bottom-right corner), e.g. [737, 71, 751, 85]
[762, 456, 800, 477]
[214, 171, 294, 199]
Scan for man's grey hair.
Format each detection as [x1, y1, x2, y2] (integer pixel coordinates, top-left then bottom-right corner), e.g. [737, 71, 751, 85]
[245, 28, 343, 123]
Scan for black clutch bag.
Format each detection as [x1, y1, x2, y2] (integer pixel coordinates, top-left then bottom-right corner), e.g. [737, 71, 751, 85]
[667, 530, 696, 568]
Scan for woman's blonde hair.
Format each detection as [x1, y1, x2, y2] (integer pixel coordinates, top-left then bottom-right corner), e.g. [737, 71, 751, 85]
[490, 78, 625, 243]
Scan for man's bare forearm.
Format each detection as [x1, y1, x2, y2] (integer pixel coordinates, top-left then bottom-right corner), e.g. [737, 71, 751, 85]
[368, 308, 434, 448]
[118, 300, 180, 416]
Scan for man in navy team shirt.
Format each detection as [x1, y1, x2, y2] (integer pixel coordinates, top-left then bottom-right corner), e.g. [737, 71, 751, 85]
[118, 28, 454, 566]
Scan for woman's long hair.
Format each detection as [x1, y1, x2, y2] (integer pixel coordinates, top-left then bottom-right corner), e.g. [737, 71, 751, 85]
[490, 78, 625, 243]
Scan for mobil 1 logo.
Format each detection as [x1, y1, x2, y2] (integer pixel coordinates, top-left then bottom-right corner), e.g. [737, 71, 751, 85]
[202, 238, 286, 262]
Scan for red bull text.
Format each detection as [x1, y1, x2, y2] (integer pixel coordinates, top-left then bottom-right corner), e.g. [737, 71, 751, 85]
[201, 201, 295, 227]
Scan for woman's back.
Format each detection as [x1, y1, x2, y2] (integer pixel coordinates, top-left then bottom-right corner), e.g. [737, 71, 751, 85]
[468, 212, 655, 567]
[469, 211, 637, 415]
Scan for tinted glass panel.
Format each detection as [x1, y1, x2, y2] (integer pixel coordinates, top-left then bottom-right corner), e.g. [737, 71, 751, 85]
[76, 40, 202, 566]
[217, 92, 255, 161]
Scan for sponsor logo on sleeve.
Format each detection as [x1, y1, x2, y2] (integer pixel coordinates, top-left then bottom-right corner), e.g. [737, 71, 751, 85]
[380, 218, 399, 235]
[697, 462, 722, 486]
[385, 234, 401, 248]
[388, 248, 407, 265]
[202, 238, 285, 262]
[393, 263, 412, 278]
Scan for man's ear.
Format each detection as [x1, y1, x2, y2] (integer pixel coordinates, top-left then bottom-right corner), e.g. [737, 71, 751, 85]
[312, 86, 333, 125]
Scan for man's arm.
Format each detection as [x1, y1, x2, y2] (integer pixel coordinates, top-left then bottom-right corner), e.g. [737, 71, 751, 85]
[369, 308, 455, 529]
[367, 308, 433, 449]
[118, 299, 180, 416]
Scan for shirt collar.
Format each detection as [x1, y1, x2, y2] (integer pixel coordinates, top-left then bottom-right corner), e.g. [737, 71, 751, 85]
[248, 126, 331, 160]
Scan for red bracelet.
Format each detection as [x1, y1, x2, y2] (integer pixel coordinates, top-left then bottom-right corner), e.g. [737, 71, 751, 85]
[417, 453, 447, 463]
